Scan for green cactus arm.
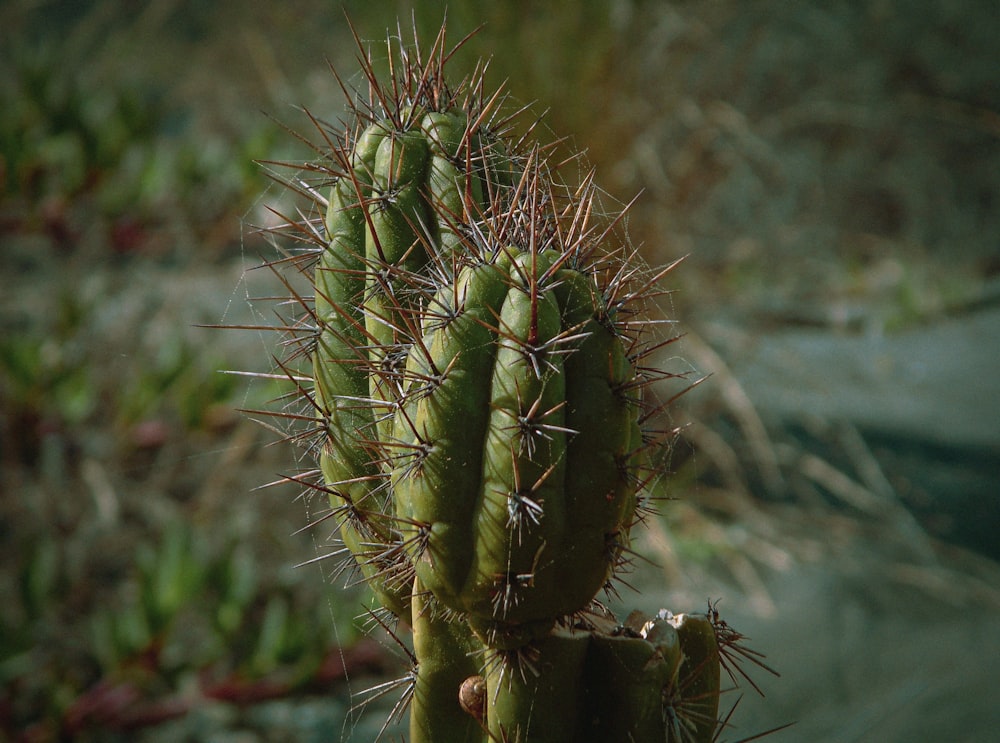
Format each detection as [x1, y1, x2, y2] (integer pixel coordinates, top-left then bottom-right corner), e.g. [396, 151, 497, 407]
[556, 269, 636, 528]
[393, 259, 511, 603]
[366, 128, 432, 270]
[387, 250, 645, 638]
[363, 128, 434, 447]
[583, 625, 680, 741]
[317, 176, 411, 620]
[492, 258, 641, 622]
[315, 180, 370, 434]
[667, 613, 722, 742]
[409, 579, 487, 743]
[363, 126, 431, 302]
[484, 629, 590, 743]
[467, 255, 569, 625]
[349, 121, 389, 190]
[421, 109, 477, 257]
[549, 267, 639, 607]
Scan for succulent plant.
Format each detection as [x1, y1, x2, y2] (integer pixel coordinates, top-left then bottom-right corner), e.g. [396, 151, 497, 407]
[252, 18, 772, 742]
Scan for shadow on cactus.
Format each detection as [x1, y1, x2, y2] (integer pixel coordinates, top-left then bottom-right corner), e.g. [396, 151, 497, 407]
[239, 17, 780, 743]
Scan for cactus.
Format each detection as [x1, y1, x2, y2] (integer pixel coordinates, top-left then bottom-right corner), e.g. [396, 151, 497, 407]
[253, 18, 773, 742]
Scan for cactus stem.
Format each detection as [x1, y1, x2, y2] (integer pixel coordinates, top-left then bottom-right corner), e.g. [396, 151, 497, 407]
[238, 13, 762, 739]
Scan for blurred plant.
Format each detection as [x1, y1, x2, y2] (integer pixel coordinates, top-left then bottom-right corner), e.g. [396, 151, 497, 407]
[0, 6, 274, 261]
[1, 42, 155, 199]
[0, 519, 381, 741]
[115, 335, 240, 432]
[0, 298, 242, 475]
[0, 289, 98, 469]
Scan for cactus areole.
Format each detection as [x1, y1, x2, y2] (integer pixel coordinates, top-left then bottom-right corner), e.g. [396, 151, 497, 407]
[251, 18, 772, 743]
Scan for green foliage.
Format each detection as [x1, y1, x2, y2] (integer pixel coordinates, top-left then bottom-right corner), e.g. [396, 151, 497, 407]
[0, 297, 242, 476]
[0, 38, 159, 201]
[0, 519, 358, 739]
[0, 7, 273, 263]
[0, 334, 97, 430]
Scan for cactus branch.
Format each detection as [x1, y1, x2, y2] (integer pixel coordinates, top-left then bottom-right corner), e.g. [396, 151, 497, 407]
[240, 15, 778, 742]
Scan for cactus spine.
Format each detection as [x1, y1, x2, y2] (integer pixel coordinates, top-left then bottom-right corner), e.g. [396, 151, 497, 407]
[255, 19, 771, 742]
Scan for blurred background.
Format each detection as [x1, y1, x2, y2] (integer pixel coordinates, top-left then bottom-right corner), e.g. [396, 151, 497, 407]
[2, 1, 998, 741]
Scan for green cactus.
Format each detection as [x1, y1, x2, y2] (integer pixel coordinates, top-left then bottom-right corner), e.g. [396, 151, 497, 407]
[254, 19, 773, 742]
